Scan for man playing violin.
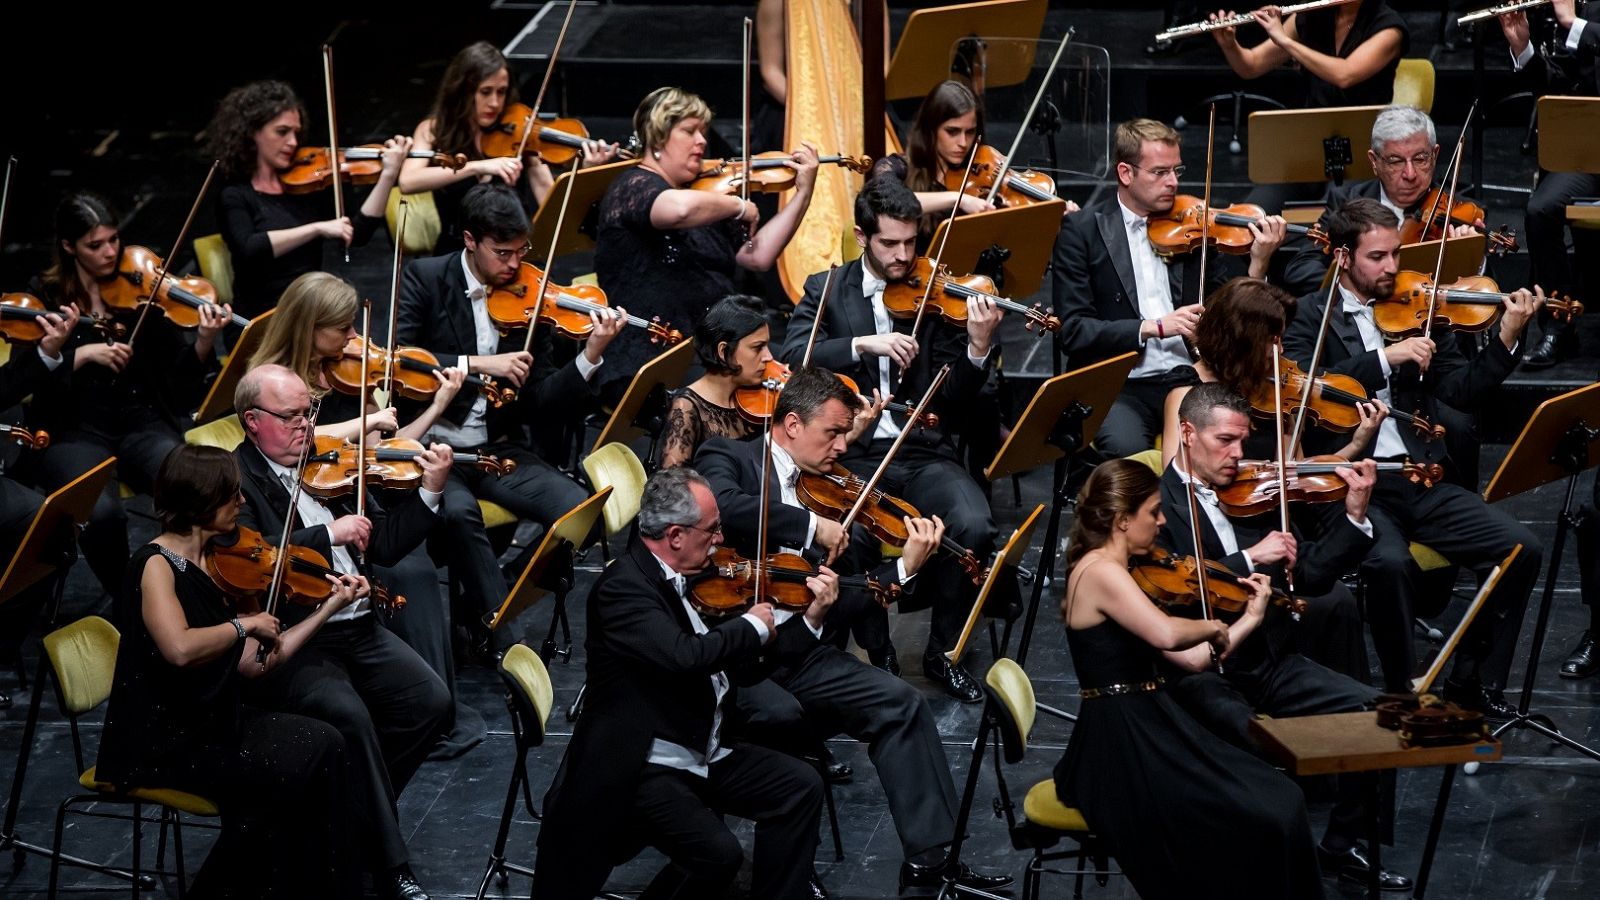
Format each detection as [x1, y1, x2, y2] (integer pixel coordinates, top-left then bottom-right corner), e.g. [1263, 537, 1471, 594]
[535, 466, 830, 900]
[396, 182, 622, 649]
[778, 176, 1002, 702]
[1158, 383, 1413, 890]
[694, 366, 1015, 894]
[1283, 199, 1546, 715]
[231, 364, 455, 900]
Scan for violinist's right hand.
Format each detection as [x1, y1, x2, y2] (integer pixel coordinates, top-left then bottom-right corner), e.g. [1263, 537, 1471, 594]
[956, 193, 997, 216]
[238, 612, 282, 647]
[471, 351, 533, 387]
[814, 517, 850, 566]
[317, 217, 354, 245]
[38, 303, 79, 359]
[1207, 619, 1231, 654]
[75, 341, 131, 373]
[1247, 530, 1298, 571]
[1144, 304, 1202, 342]
[853, 332, 919, 369]
[471, 156, 524, 186]
[366, 406, 400, 435]
[1384, 336, 1435, 373]
[747, 601, 777, 638]
[329, 515, 372, 551]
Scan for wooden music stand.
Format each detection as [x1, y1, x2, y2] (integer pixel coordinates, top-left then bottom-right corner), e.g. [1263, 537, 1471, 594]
[591, 337, 695, 455]
[886, 0, 1047, 100]
[0, 457, 115, 607]
[925, 199, 1065, 299]
[196, 309, 275, 424]
[1412, 546, 1521, 696]
[1537, 96, 1600, 174]
[1247, 105, 1384, 185]
[1397, 234, 1486, 285]
[487, 487, 611, 662]
[528, 157, 639, 259]
[988, 351, 1137, 666]
[946, 503, 1043, 666]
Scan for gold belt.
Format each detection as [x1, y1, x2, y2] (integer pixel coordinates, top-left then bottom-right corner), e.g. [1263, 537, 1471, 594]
[1080, 677, 1164, 700]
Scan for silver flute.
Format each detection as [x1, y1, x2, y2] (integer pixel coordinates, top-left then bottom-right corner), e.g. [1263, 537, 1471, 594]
[1154, 0, 1360, 43]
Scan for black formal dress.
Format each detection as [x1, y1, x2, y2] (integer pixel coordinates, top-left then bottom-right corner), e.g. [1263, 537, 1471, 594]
[1054, 615, 1324, 900]
[214, 183, 386, 319]
[97, 543, 357, 899]
[534, 535, 822, 900]
[1296, 0, 1408, 109]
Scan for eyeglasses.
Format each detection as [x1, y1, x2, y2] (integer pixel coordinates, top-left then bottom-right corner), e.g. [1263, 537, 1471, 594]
[1376, 152, 1435, 171]
[484, 243, 533, 262]
[1127, 163, 1186, 180]
[678, 520, 723, 537]
[250, 406, 310, 429]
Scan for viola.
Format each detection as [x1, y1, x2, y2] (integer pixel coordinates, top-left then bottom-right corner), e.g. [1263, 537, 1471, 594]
[0, 423, 47, 450]
[280, 145, 467, 194]
[0, 292, 125, 345]
[1374, 271, 1582, 339]
[1399, 187, 1518, 257]
[479, 102, 630, 164]
[687, 546, 898, 617]
[1130, 546, 1306, 617]
[731, 360, 939, 430]
[484, 262, 682, 345]
[794, 466, 986, 585]
[1146, 195, 1329, 259]
[97, 245, 250, 329]
[300, 435, 513, 499]
[324, 336, 515, 409]
[689, 152, 873, 195]
[943, 144, 1061, 208]
[1216, 455, 1445, 517]
[881, 258, 1061, 333]
[208, 525, 402, 613]
[1248, 356, 1445, 442]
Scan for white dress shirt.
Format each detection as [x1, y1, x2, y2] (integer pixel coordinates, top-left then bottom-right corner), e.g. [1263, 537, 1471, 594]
[38, 347, 64, 370]
[1338, 286, 1411, 460]
[1175, 465, 1252, 568]
[1119, 198, 1194, 378]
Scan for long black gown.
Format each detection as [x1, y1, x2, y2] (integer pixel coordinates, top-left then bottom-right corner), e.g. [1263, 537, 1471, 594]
[97, 543, 359, 899]
[1054, 613, 1325, 900]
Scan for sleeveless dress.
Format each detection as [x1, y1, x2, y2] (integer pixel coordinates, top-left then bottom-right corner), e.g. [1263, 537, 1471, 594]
[1054, 611, 1325, 899]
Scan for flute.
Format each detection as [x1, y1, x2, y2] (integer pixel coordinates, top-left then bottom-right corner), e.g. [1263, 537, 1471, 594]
[1155, 0, 1359, 43]
[1457, 1, 1557, 26]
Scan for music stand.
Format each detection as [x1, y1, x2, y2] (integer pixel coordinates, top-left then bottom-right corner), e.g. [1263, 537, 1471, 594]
[1536, 96, 1600, 174]
[591, 337, 695, 455]
[528, 158, 639, 259]
[925, 199, 1065, 298]
[946, 503, 1044, 666]
[1247, 105, 1384, 185]
[1397, 234, 1487, 285]
[885, 0, 1047, 101]
[486, 486, 611, 663]
[987, 351, 1137, 666]
[195, 309, 275, 424]
[1481, 382, 1600, 763]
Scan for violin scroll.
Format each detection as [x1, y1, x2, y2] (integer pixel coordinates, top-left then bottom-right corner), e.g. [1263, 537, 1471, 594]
[0, 425, 48, 450]
[1402, 459, 1445, 488]
[473, 454, 518, 477]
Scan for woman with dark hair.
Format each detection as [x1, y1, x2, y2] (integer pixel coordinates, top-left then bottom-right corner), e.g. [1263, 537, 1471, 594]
[208, 80, 411, 318]
[1055, 458, 1325, 900]
[399, 40, 618, 257]
[657, 294, 772, 468]
[21, 191, 229, 597]
[97, 444, 363, 899]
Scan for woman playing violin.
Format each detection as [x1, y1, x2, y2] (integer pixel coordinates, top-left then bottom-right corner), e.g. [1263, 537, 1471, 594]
[96, 445, 364, 898]
[399, 41, 618, 257]
[658, 294, 772, 469]
[208, 80, 410, 319]
[1055, 458, 1324, 900]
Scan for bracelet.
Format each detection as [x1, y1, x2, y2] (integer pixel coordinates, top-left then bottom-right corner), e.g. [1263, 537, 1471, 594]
[230, 618, 246, 642]
[734, 198, 748, 222]
[1155, 319, 1166, 340]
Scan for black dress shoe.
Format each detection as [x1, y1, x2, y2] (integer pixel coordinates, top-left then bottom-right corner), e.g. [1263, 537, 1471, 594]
[821, 746, 853, 783]
[898, 858, 1015, 892]
[1443, 679, 1518, 720]
[1523, 332, 1564, 369]
[1318, 844, 1413, 891]
[869, 643, 901, 677]
[808, 871, 830, 900]
[1561, 630, 1599, 679]
[922, 651, 982, 704]
[377, 865, 431, 900]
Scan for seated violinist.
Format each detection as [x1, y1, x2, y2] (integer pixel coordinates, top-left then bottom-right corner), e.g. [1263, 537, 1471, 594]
[396, 182, 619, 642]
[231, 364, 453, 900]
[658, 294, 772, 469]
[1282, 199, 1544, 715]
[1051, 117, 1285, 457]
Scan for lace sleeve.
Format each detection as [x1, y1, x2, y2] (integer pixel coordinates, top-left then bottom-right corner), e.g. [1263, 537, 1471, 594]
[658, 394, 704, 470]
[602, 168, 669, 232]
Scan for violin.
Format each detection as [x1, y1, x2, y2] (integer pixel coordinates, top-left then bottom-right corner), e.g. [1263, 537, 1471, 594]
[96, 246, 250, 329]
[732, 360, 939, 429]
[300, 435, 513, 499]
[687, 546, 899, 617]
[1375, 271, 1582, 339]
[0, 423, 47, 450]
[689, 152, 873, 194]
[1399, 187, 1518, 257]
[0, 292, 124, 345]
[1146, 196, 1329, 259]
[1130, 546, 1307, 617]
[208, 525, 402, 613]
[881, 258, 1061, 333]
[1249, 356, 1445, 441]
[1216, 455, 1444, 517]
[943, 145, 1060, 208]
[794, 466, 986, 585]
[484, 262, 682, 345]
[280, 146, 467, 194]
[480, 102, 630, 164]
[323, 336, 515, 409]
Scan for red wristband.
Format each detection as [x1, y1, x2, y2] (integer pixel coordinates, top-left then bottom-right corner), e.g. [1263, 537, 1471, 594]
[1156, 320, 1166, 340]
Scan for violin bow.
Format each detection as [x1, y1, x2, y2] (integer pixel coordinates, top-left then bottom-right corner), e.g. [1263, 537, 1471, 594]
[516, 0, 580, 160]
[1196, 104, 1217, 310]
[126, 161, 220, 351]
[983, 28, 1074, 207]
[524, 169, 581, 354]
[839, 366, 949, 533]
[382, 203, 408, 411]
[1421, 138, 1467, 378]
[1176, 436, 1223, 674]
[800, 263, 839, 369]
[322, 44, 348, 263]
[909, 141, 981, 346]
[261, 393, 324, 668]
[1288, 247, 1346, 455]
[0, 156, 14, 253]
[1418, 98, 1478, 249]
[356, 299, 372, 520]
[740, 16, 755, 248]
[756, 381, 775, 606]
[1269, 342, 1300, 608]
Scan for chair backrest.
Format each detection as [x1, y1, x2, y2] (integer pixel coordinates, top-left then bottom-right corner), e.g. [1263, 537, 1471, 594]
[184, 414, 246, 452]
[582, 442, 647, 537]
[43, 615, 120, 717]
[984, 657, 1037, 764]
[1393, 59, 1435, 116]
[499, 643, 554, 745]
[1125, 449, 1162, 477]
[193, 234, 235, 304]
[387, 189, 442, 256]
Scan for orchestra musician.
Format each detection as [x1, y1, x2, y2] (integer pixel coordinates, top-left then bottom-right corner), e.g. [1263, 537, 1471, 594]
[657, 293, 772, 470]
[231, 365, 453, 900]
[1282, 199, 1545, 713]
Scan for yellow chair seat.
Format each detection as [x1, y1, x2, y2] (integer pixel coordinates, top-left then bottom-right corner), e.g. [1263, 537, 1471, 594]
[1409, 542, 1450, 572]
[480, 500, 518, 530]
[78, 767, 219, 817]
[1392, 59, 1435, 116]
[1126, 448, 1163, 476]
[387, 189, 442, 256]
[118, 482, 136, 501]
[581, 442, 646, 537]
[571, 272, 599, 287]
[1023, 780, 1089, 833]
[185, 415, 246, 452]
[193, 234, 234, 305]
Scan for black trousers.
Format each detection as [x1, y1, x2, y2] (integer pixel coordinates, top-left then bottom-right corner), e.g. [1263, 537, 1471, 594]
[1526, 170, 1600, 332]
[1091, 368, 1199, 459]
[1168, 654, 1389, 852]
[1293, 581, 1369, 683]
[631, 746, 822, 900]
[373, 549, 485, 759]
[1363, 475, 1543, 692]
[242, 614, 451, 870]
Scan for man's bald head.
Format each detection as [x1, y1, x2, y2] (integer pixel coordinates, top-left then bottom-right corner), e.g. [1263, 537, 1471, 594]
[237, 364, 313, 465]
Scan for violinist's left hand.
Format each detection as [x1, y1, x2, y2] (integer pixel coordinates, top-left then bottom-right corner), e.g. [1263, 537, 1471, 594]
[195, 302, 232, 357]
[37, 303, 79, 360]
[1336, 458, 1377, 525]
[965, 294, 1001, 358]
[1502, 285, 1545, 348]
[1240, 572, 1273, 619]
[429, 367, 465, 408]
[1061, 199, 1081, 217]
[900, 515, 945, 578]
[580, 140, 619, 168]
[584, 306, 627, 364]
[787, 141, 822, 194]
[1247, 214, 1288, 277]
[415, 443, 455, 494]
[803, 564, 840, 631]
[379, 135, 414, 177]
[1350, 399, 1388, 455]
[1254, 6, 1289, 43]
[1445, 222, 1480, 240]
[323, 573, 369, 613]
[846, 389, 890, 445]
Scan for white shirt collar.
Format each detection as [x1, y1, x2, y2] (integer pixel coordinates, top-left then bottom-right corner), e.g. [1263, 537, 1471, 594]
[1337, 284, 1374, 315]
[860, 260, 887, 299]
[1117, 196, 1148, 232]
[460, 250, 486, 300]
[1175, 463, 1219, 504]
[652, 552, 686, 594]
[768, 437, 802, 488]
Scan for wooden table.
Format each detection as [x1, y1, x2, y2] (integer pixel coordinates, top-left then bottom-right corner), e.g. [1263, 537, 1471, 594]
[1250, 711, 1501, 899]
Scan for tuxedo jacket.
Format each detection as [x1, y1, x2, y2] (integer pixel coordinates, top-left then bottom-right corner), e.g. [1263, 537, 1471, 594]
[1518, 6, 1600, 96]
[396, 251, 598, 442]
[1282, 178, 1390, 297]
[776, 257, 993, 453]
[1050, 194, 1237, 370]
